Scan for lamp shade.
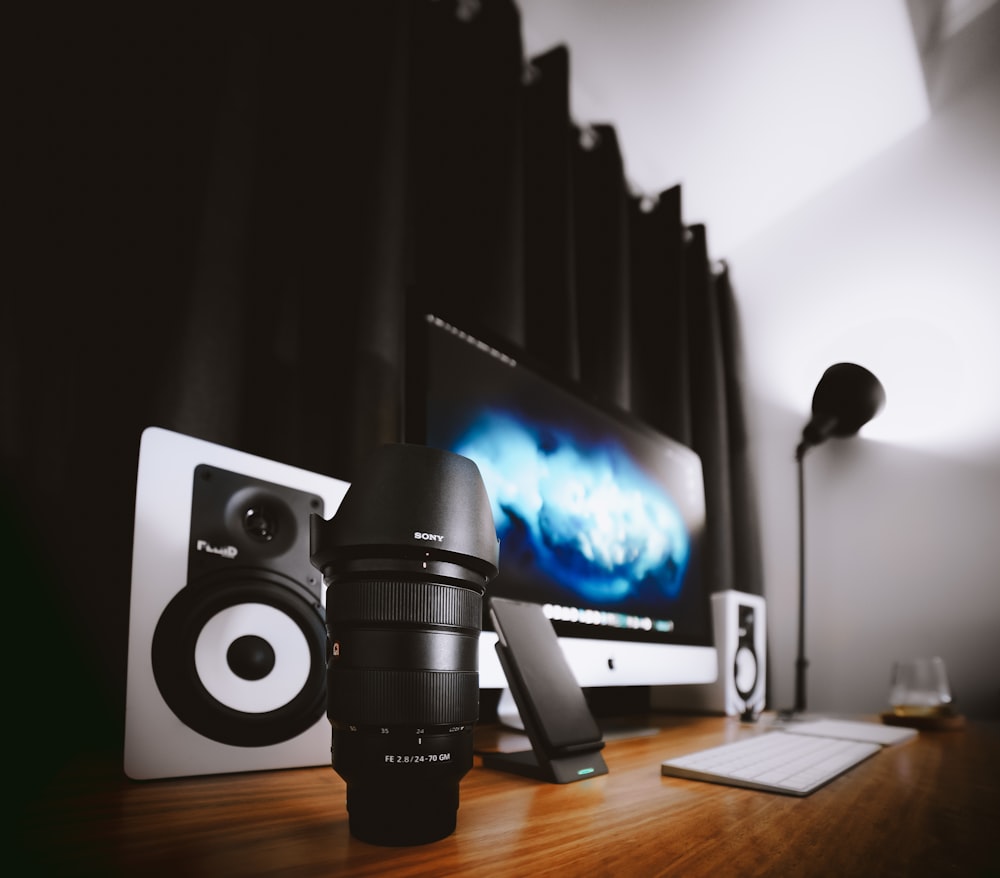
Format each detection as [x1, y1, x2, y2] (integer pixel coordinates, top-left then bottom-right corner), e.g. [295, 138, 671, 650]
[798, 363, 885, 457]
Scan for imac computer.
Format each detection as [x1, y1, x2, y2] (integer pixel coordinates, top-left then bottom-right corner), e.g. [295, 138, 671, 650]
[404, 312, 718, 703]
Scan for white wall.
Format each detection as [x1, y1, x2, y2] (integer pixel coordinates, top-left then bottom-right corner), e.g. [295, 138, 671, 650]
[730, 52, 1000, 719]
[516, 0, 1000, 717]
[518, 0, 930, 255]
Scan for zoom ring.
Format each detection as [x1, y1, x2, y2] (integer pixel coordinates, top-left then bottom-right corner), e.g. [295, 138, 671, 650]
[328, 668, 480, 726]
[327, 579, 482, 629]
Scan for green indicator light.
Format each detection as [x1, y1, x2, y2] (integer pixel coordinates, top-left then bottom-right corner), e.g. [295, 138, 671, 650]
[577, 767, 595, 776]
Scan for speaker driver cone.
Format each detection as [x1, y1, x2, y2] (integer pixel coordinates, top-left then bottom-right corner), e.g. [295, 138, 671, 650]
[734, 645, 758, 699]
[152, 573, 326, 747]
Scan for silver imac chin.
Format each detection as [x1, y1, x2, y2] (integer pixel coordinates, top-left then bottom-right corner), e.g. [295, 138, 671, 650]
[478, 631, 718, 690]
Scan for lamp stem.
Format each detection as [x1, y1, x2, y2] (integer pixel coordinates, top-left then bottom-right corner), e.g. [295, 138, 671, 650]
[794, 451, 808, 714]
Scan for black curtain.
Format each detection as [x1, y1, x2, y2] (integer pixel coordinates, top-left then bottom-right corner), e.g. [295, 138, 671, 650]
[7, 0, 762, 773]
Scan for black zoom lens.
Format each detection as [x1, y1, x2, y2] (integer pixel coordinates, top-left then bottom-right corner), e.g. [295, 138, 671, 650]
[310, 444, 499, 846]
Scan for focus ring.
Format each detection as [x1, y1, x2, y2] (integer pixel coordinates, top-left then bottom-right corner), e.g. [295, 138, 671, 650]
[327, 579, 482, 630]
[328, 668, 480, 726]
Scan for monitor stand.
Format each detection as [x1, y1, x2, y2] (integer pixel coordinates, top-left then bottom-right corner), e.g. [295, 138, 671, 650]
[597, 716, 660, 741]
[496, 687, 525, 730]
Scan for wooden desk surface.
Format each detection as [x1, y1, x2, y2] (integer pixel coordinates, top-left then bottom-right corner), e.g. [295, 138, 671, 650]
[20, 714, 1000, 876]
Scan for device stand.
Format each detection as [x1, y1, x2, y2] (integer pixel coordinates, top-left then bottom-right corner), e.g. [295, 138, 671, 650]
[483, 641, 608, 784]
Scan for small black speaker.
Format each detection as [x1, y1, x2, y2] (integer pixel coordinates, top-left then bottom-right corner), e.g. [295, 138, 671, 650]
[124, 428, 349, 779]
[651, 590, 766, 717]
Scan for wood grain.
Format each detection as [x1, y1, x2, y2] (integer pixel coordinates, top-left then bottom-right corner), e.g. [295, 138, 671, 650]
[21, 715, 1000, 876]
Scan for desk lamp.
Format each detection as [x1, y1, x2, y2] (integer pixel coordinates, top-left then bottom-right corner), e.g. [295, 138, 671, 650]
[789, 363, 885, 716]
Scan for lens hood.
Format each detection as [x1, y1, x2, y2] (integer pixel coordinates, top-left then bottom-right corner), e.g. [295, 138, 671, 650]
[310, 444, 499, 582]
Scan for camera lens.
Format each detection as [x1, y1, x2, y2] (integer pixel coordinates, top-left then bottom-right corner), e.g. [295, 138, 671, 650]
[310, 444, 498, 846]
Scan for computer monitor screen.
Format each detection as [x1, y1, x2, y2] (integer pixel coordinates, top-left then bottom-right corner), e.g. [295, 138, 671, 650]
[405, 312, 717, 689]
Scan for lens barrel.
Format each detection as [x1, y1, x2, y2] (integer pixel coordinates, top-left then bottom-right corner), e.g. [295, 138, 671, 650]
[310, 444, 498, 846]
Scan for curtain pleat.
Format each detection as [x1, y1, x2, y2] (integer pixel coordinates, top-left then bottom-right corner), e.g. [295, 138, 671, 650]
[573, 124, 631, 410]
[7, 0, 764, 758]
[523, 46, 579, 380]
[716, 264, 764, 596]
[685, 225, 735, 594]
[628, 185, 691, 445]
[291, 1, 415, 479]
[158, 24, 261, 454]
[408, 0, 526, 346]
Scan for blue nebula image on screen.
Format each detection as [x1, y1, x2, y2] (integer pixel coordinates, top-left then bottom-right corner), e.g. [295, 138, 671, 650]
[452, 411, 690, 605]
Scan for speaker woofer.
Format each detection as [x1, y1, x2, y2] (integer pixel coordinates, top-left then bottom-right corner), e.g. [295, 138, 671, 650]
[151, 572, 326, 747]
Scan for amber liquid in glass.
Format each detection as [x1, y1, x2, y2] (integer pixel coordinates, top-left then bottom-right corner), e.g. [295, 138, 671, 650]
[891, 704, 952, 718]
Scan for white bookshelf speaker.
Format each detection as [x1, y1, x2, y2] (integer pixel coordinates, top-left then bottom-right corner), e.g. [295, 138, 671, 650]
[124, 427, 349, 779]
[651, 590, 766, 717]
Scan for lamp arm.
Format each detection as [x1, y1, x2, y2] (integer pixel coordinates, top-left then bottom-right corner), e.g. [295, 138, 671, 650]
[794, 451, 808, 714]
[797, 413, 838, 460]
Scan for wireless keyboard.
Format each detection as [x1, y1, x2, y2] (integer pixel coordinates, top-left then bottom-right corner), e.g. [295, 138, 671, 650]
[660, 731, 882, 796]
